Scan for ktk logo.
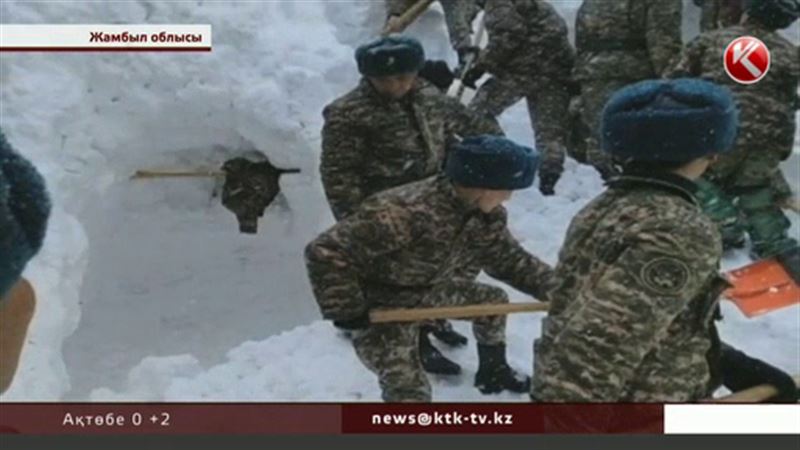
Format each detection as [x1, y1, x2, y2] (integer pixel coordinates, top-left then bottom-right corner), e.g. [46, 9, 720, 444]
[724, 36, 771, 84]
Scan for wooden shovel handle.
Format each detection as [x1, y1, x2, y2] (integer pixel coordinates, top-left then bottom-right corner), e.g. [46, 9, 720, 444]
[381, 0, 435, 36]
[711, 375, 800, 403]
[369, 301, 549, 324]
[131, 170, 225, 180]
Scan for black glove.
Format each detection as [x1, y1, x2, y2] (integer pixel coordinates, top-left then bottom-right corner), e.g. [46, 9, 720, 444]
[775, 246, 800, 286]
[461, 65, 486, 89]
[418, 60, 455, 91]
[332, 312, 371, 331]
[719, 345, 798, 403]
[538, 165, 561, 196]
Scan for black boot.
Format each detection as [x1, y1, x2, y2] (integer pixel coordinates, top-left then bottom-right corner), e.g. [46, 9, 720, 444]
[475, 343, 530, 394]
[419, 332, 461, 375]
[429, 319, 468, 348]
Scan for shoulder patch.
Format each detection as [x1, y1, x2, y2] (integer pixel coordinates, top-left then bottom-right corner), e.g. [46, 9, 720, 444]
[640, 256, 691, 295]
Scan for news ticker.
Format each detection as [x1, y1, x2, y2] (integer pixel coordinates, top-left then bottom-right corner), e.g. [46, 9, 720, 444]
[0, 25, 211, 51]
[0, 403, 798, 434]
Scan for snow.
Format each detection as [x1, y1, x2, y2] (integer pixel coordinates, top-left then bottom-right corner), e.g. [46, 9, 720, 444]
[0, 1, 797, 402]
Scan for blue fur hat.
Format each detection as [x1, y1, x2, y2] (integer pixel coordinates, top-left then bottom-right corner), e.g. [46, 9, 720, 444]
[355, 35, 425, 77]
[0, 130, 51, 299]
[445, 135, 539, 190]
[601, 78, 739, 163]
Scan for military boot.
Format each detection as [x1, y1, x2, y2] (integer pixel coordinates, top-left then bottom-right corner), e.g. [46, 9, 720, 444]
[419, 332, 461, 376]
[474, 343, 530, 394]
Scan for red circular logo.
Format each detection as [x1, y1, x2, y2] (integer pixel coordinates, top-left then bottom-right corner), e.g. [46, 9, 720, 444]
[723, 36, 771, 85]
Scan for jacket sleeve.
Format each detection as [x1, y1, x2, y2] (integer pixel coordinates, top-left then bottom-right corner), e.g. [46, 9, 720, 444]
[646, 0, 684, 76]
[478, 0, 528, 70]
[320, 104, 367, 221]
[480, 216, 554, 299]
[537, 227, 720, 401]
[442, 95, 504, 138]
[304, 202, 417, 321]
[440, 0, 475, 51]
[664, 34, 707, 78]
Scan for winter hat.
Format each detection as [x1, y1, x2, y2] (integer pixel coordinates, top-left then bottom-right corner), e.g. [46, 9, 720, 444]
[601, 78, 739, 163]
[355, 35, 425, 77]
[0, 130, 51, 299]
[445, 135, 539, 190]
[746, 0, 800, 29]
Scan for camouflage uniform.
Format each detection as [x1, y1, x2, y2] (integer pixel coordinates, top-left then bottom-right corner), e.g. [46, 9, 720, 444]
[320, 78, 502, 220]
[469, 0, 575, 183]
[695, 0, 745, 31]
[306, 176, 553, 402]
[533, 172, 727, 402]
[668, 23, 799, 257]
[574, 0, 683, 177]
[385, 0, 480, 54]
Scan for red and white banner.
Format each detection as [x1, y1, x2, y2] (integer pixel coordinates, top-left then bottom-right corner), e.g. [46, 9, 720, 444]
[0, 24, 211, 51]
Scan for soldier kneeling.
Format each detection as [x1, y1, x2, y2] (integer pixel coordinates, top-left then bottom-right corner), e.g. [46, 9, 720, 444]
[305, 135, 553, 402]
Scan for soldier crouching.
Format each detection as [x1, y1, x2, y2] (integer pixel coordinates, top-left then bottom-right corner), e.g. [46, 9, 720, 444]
[305, 135, 553, 402]
[531, 79, 797, 403]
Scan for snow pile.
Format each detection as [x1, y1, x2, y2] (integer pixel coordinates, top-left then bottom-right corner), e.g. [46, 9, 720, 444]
[0, 0, 797, 401]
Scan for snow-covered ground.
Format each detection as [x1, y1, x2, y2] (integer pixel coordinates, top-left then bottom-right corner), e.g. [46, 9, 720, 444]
[0, 0, 797, 402]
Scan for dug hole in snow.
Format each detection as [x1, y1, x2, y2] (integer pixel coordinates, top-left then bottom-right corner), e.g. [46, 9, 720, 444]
[0, 0, 797, 402]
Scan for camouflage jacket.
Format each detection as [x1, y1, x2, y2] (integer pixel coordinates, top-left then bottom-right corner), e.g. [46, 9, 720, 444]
[320, 78, 502, 220]
[479, 0, 574, 79]
[533, 171, 727, 402]
[305, 175, 553, 321]
[667, 23, 799, 185]
[386, 0, 479, 51]
[574, 0, 682, 82]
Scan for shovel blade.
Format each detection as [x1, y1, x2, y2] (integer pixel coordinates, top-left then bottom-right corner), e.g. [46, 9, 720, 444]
[725, 258, 800, 317]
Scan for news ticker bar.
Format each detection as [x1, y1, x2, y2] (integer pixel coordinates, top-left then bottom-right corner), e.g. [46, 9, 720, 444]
[0, 25, 211, 51]
[0, 404, 798, 434]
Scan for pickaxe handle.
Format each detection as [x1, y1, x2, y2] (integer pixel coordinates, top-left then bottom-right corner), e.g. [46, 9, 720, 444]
[131, 170, 225, 180]
[369, 301, 549, 324]
[381, 0, 435, 36]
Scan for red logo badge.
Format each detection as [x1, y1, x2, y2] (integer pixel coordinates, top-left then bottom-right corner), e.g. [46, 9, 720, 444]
[724, 36, 770, 85]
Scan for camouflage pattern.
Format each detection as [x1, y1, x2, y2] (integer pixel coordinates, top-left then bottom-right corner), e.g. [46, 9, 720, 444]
[320, 78, 502, 221]
[574, 0, 683, 174]
[533, 172, 726, 402]
[667, 21, 799, 256]
[695, 0, 745, 31]
[220, 157, 299, 234]
[306, 175, 553, 401]
[386, 0, 480, 52]
[470, 0, 575, 178]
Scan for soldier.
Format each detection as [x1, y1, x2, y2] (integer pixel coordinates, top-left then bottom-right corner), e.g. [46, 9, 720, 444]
[1, 129, 51, 393]
[668, 0, 799, 258]
[307, 135, 553, 402]
[573, 0, 683, 179]
[385, 0, 482, 69]
[462, 0, 576, 196]
[320, 35, 503, 376]
[531, 79, 797, 403]
[695, 0, 746, 31]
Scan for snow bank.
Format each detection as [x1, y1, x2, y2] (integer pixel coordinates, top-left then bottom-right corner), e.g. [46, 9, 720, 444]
[1, 0, 797, 402]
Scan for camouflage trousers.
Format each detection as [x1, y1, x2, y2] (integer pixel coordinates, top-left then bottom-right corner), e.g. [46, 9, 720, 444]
[695, 176, 797, 258]
[352, 280, 509, 402]
[469, 74, 570, 176]
[578, 78, 633, 176]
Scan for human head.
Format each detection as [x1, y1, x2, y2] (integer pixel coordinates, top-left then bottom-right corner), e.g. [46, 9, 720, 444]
[445, 135, 539, 213]
[601, 78, 739, 180]
[355, 35, 425, 99]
